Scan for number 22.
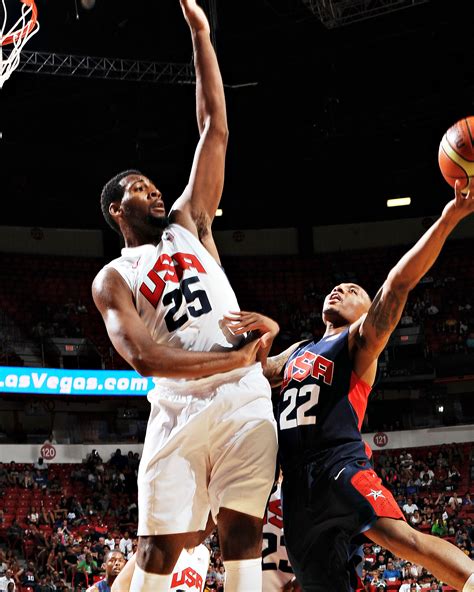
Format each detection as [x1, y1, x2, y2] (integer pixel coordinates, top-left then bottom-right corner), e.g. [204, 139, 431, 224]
[279, 384, 320, 430]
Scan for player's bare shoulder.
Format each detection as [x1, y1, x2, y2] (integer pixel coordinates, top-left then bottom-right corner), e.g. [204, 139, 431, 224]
[92, 265, 132, 314]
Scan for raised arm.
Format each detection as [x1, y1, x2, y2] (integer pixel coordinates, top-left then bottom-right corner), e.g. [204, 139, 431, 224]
[355, 179, 474, 370]
[170, 0, 228, 251]
[92, 268, 260, 379]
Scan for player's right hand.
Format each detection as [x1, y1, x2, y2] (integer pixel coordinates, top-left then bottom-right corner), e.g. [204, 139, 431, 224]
[233, 337, 262, 367]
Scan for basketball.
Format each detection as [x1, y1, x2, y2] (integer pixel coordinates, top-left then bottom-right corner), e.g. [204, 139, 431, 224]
[438, 115, 474, 193]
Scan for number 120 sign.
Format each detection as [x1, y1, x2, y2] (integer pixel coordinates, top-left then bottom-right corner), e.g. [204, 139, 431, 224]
[41, 443, 56, 459]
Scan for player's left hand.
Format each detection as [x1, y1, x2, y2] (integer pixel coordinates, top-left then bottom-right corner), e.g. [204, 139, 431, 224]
[179, 0, 210, 34]
[224, 311, 279, 341]
[444, 177, 474, 222]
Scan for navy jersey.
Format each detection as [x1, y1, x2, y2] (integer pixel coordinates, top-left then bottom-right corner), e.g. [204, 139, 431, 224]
[277, 328, 373, 475]
[95, 579, 110, 592]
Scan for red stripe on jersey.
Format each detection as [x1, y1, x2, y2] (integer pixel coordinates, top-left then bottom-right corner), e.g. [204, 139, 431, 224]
[348, 371, 373, 459]
[348, 371, 371, 431]
[350, 469, 405, 521]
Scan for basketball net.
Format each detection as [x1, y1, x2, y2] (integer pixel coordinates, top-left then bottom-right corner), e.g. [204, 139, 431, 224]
[0, 0, 40, 88]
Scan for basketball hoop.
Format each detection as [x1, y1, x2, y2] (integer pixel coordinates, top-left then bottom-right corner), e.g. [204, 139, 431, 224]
[1, 0, 40, 88]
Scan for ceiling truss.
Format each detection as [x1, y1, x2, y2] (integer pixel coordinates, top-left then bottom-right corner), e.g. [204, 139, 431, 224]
[301, 0, 429, 28]
[5, 50, 195, 84]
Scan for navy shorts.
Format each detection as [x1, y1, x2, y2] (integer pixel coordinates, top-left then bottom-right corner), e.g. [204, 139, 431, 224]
[282, 458, 404, 592]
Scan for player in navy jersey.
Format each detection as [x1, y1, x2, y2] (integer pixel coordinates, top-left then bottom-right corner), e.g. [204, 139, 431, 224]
[86, 550, 126, 592]
[225, 180, 474, 592]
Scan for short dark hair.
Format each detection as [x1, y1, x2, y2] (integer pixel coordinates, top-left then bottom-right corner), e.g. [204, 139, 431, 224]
[104, 550, 125, 563]
[100, 169, 142, 233]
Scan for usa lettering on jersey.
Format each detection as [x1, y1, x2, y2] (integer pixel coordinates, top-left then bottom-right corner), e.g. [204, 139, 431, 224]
[262, 487, 292, 574]
[140, 252, 206, 308]
[171, 567, 203, 590]
[282, 351, 334, 390]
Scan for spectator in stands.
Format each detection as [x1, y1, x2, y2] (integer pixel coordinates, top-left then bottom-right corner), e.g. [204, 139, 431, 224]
[398, 578, 420, 591]
[448, 491, 463, 512]
[383, 559, 401, 581]
[402, 497, 419, 516]
[104, 532, 114, 550]
[22, 467, 34, 489]
[28, 506, 40, 526]
[19, 562, 38, 591]
[7, 461, 19, 486]
[436, 451, 449, 468]
[409, 510, 422, 528]
[456, 532, 473, 555]
[62, 545, 79, 583]
[0, 569, 16, 592]
[419, 464, 435, 482]
[417, 472, 432, 491]
[119, 531, 133, 560]
[431, 513, 448, 538]
[33, 469, 48, 490]
[363, 545, 378, 569]
[370, 570, 387, 590]
[425, 451, 436, 470]
[86, 450, 103, 471]
[463, 493, 473, 507]
[109, 449, 127, 472]
[37, 575, 56, 592]
[375, 553, 388, 571]
[57, 521, 72, 546]
[76, 553, 98, 589]
[34, 457, 48, 472]
[448, 466, 462, 486]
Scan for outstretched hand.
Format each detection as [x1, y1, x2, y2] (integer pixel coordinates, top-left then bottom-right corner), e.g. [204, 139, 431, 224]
[224, 310, 280, 366]
[179, 0, 210, 34]
[444, 178, 474, 222]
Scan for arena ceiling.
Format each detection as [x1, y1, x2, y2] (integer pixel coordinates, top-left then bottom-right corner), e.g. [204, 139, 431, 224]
[3, 0, 474, 239]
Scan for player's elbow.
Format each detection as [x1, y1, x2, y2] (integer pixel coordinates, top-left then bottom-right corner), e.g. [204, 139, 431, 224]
[384, 272, 414, 296]
[202, 116, 229, 143]
[129, 353, 155, 377]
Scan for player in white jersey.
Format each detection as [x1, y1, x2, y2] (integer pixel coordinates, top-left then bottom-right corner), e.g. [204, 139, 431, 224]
[262, 480, 301, 592]
[111, 546, 210, 592]
[92, 2, 278, 591]
[111, 515, 214, 592]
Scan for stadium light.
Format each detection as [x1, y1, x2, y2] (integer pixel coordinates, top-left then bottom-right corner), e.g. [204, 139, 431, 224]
[387, 197, 411, 208]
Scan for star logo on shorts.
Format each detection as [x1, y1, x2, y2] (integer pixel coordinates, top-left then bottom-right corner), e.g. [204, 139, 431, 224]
[367, 489, 385, 501]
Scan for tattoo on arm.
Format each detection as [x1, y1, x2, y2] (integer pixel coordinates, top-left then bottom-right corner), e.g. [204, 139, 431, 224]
[366, 287, 404, 339]
[266, 348, 298, 386]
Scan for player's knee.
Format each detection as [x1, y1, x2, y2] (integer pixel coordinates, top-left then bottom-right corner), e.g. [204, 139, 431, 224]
[218, 511, 263, 560]
[136, 536, 181, 574]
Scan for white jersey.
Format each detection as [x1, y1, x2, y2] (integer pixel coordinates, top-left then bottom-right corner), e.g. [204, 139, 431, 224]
[262, 483, 294, 591]
[170, 544, 210, 592]
[105, 223, 247, 394]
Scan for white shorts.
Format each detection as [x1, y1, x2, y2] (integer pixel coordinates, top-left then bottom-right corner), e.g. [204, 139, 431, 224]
[137, 363, 278, 535]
